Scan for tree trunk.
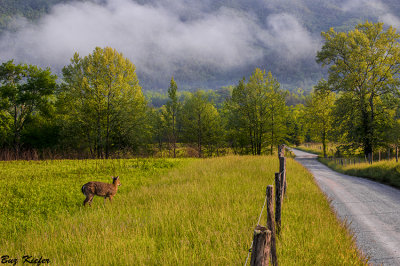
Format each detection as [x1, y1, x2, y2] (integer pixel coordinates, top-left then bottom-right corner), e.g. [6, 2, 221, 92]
[270, 114, 274, 155]
[172, 113, 176, 158]
[198, 113, 202, 158]
[361, 94, 373, 158]
[13, 105, 20, 158]
[322, 129, 327, 158]
[105, 93, 111, 159]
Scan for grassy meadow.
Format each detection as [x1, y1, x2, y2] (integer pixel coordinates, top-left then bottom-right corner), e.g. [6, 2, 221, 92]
[1, 156, 365, 265]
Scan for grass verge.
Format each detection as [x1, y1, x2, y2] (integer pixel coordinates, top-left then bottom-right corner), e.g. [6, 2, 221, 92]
[319, 158, 400, 189]
[2, 156, 365, 265]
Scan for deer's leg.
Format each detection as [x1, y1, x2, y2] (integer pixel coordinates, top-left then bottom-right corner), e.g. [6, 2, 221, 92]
[83, 196, 90, 206]
[88, 195, 94, 206]
[109, 195, 113, 203]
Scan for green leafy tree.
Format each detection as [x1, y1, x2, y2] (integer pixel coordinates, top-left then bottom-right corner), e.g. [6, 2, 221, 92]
[286, 104, 306, 146]
[226, 69, 287, 155]
[148, 106, 166, 153]
[61, 47, 146, 158]
[305, 80, 336, 157]
[316, 21, 400, 158]
[163, 77, 180, 157]
[181, 91, 221, 157]
[0, 60, 57, 154]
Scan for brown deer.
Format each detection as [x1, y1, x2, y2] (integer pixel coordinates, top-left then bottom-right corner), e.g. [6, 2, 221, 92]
[81, 176, 121, 206]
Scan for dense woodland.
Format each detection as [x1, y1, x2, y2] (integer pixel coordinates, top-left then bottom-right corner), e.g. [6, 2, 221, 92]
[1, 21, 400, 160]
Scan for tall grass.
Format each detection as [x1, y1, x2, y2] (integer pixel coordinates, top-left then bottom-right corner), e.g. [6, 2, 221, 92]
[2, 156, 364, 265]
[296, 143, 338, 157]
[0, 158, 184, 240]
[320, 158, 400, 188]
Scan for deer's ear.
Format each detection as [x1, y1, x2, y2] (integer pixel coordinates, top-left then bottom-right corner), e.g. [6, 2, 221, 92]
[116, 176, 119, 179]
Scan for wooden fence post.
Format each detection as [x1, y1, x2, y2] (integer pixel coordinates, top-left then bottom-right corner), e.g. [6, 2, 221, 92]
[275, 173, 282, 234]
[278, 144, 285, 158]
[266, 186, 278, 266]
[250, 225, 272, 266]
[279, 156, 286, 198]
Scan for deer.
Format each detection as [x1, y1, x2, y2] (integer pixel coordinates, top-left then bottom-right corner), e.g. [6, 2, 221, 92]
[81, 176, 121, 206]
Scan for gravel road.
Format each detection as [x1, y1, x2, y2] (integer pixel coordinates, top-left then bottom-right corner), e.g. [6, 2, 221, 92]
[292, 148, 400, 265]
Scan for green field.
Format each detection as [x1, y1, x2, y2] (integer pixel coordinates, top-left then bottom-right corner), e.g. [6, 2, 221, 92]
[1, 156, 364, 265]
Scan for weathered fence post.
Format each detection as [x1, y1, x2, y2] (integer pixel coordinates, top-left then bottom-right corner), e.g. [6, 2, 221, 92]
[279, 156, 286, 198]
[266, 186, 278, 266]
[278, 144, 285, 158]
[275, 172, 282, 234]
[250, 225, 272, 266]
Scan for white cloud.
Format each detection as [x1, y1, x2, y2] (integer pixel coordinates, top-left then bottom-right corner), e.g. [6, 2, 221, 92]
[380, 13, 400, 29]
[261, 13, 319, 59]
[341, 0, 400, 29]
[0, 0, 320, 87]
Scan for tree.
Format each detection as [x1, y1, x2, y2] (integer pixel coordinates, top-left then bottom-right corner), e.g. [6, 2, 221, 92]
[181, 91, 221, 157]
[285, 104, 306, 146]
[305, 80, 336, 157]
[0, 60, 57, 154]
[61, 47, 146, 158]
[162, 77, 180, 157]
[148, 106, 166, 153]
[226, 69, 286, 155]
[316, 21, 400, 158]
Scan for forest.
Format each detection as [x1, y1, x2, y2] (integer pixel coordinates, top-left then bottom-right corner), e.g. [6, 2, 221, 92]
[1, 21, 400, 161]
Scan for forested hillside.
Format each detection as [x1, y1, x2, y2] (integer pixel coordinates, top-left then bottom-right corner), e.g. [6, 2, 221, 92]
[0, 0, 400, 91]
[0, 0, 78, 33]
[2, 0, 400, 91]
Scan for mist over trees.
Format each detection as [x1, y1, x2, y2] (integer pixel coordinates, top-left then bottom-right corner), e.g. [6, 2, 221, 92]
[1, 21, 400, 160]
[3, 0, 400, 91]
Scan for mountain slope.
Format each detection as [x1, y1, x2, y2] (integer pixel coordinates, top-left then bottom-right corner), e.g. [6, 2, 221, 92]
[1, 0, 399, 91]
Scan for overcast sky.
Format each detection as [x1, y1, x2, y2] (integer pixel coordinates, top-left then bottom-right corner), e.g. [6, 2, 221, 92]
[0, 0, 399, 89]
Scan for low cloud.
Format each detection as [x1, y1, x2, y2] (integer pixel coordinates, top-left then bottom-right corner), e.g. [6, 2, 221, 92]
[341, 0, 400, 29]
[0, 0, 320, 88]
[262, 13, 319, 59]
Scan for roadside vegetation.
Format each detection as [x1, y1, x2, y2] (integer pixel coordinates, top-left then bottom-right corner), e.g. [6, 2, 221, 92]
[295, 143, 400, 189]
[1, 156, 365, 265]
[319, 158, 400, 189]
